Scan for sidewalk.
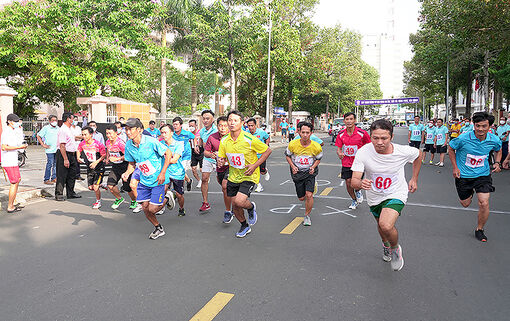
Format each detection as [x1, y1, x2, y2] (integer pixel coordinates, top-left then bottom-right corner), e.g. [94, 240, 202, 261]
[0, 132, 329, 209]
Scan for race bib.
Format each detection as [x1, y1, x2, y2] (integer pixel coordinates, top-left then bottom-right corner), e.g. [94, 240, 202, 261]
[426, 133, 434, 140]
[227, 153, 245, 169]
[465, 154, 486, 168]
[342, 145, 358, 157]
[371, 173, 398, 193]
[436, 134, 444, 141]
[85, 151, 96, 162]
[137, 160, 157, 176]
[295, 155, 313, 168]
[110, 151, 122, 164]
[412, 130, 421, 136]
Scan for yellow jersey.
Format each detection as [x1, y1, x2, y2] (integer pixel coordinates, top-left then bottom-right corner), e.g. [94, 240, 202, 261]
[218, 131, 269, 184]
[285, 139, 323, 170]
[450, 123, 462, 138]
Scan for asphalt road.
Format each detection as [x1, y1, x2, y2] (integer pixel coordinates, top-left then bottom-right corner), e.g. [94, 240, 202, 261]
[1, 127, 509, 321]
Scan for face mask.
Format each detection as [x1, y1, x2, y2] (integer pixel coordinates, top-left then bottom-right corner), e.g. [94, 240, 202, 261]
[189, 126, 195, 132]
[500, 120, 505, 125]
[73, 120, 78, 126]
[12, 121, 21, 128]
[50, 121, 57, 127]
[91, 127, 96, 132]
[428, 123, 433, 127]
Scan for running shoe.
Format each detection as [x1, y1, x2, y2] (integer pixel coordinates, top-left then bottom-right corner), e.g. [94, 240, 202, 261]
[383, 245, 392, 262]
[236, 225, 251, 238]
[438, 162, 444, 167]
[156, 207, 165, 215]
[303, 215, 311, 226]
[129, 200, 138, 209]
[111, 197, 125, 209]
[223, 211, 234, 224]
[429, 160, 433, 165]
[348, 200, 358, 210]
[166, 191, 175, 210]
[92, 200, 102, 209]
[149, 225, 165, 239]
[254, 183, 263, 192]
[196, 180, 202, 188]
[247, 202, 257, 225]
[435, 162, 441, 166]
[391, 244, 404, 271]
[475, 229, 487, 242]
[178, 208, 186, 217]
[199, 202, 211, 212]
[355, 190, 364, 204]
[133, 203, 143, 213]
[264, 171, 270, 181]
[187, 179, 193, 192]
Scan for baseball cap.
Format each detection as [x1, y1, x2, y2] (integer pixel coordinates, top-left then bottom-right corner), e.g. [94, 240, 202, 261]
[7, 113, 20, 122]
[125, 118, 143, 128]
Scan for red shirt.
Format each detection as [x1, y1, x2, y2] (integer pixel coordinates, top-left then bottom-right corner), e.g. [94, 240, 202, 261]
[205, 132, 228, 173]
[335, 127, 371, 168]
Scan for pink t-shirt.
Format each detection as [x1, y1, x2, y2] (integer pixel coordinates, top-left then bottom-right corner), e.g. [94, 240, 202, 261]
[78, 139, 106, 163]
[57, 124, 77, 152]
[106, 138, 126, 164]
[335, 127, 371, 168]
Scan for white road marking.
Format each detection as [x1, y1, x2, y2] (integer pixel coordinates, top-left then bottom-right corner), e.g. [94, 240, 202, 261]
[321, 206, 356, 218]
[270, 204, 301, 214]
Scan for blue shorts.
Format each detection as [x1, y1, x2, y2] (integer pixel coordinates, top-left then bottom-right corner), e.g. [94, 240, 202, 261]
[132, 167, 141, 181]
[137, 183, 165, 205]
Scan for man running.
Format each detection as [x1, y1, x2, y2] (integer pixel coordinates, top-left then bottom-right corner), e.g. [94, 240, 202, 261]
[351, 119, 422, 271]
[294, 124, 324, 147]
[449, 111, 502, 242]
[285, 122, 323, 226]
[335, 112, 371, 210]
[288, 122, 296, 142]
[408, 115, 424, 149]
[104, 124, 139, 211]
[422, 120, 437, 164]
[143, 120, 161, 138]
[198, 110, 218, 212]
[77, 127, 107, 209]
[88, 121, 105, 145]
[122, 118, 172, 240]
[204, 116, 233, 223]
[434, 118, 449, 167]
[37, 115, 59, 185]
[172, 117, 196, 191]
[460, 117, 473, 134]
[189, 119, 203, 188]
[160, 124, 187, 216]
[449, 118, 462, 139]
[218, 111, 272, 238]
[280, 118, 289, 143]
[246, 118, 270, 192]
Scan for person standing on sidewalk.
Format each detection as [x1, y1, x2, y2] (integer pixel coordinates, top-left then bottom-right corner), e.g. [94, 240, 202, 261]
[55, 112, 81, 201]
[71, 115, 84, 181]
[37, 115, 59, 185]
[1, 113, 27, 213]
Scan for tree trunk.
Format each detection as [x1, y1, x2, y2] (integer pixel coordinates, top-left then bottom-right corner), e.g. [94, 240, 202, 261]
[160, 28, 167, 121]
[269, 71, 275, 130]
[484, 50, 490, 111]
[287, 86, 293, 123]
[465, 62, 473, 118]
[451, 90, 457, 118]
[191, 68, 197, 114]
[325, 94, 330, 124]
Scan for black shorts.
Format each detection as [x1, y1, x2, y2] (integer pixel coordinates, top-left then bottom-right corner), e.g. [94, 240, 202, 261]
[217, 170, 228, 184]
[455, 175, 495, 200]
[87, 168, 105, 187]
[107, 162, 132, 192]
[409, 141, 421, 149]
[341, 166, 353, 179]
[288, 133, 295, 141]
[168, 178, 184, 195]
[436, 145, 447, 154]
[259, 160, 267, 174]
[423, 144, 436, 153]
[291, 170, 317, 199]
[226, 180, 255, 197]
[191, 147, 204, 167]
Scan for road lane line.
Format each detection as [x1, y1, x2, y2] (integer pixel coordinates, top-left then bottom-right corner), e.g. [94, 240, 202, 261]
[280, 217, 304, 234]
[320, 187, 333, 196]
[189, 292, 234, 321]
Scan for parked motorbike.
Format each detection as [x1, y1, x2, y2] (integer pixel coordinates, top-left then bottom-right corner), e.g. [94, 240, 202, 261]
[18, 142, 27, 167]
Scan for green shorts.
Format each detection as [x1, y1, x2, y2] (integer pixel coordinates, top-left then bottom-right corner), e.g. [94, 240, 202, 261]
[369, 199, 405, 218]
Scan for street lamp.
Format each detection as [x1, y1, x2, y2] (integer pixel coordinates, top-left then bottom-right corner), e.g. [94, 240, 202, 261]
[265, 0, 273, 133]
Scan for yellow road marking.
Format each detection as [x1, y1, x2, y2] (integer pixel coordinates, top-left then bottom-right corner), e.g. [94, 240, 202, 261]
[280, 217, 304, 235]
[320, 187, 333, 196]
[190, 292, 234, 321]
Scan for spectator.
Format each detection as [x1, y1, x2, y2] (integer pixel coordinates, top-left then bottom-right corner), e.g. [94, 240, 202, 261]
[37, 115, 60, 184]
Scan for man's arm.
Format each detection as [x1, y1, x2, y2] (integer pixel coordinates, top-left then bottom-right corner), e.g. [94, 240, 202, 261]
[448, 146, 460, 178]
[351, 171, 372, 190]
[36, 134, 50, 148]
[121, 162, 136, 182]
[285, 155, 298, 174]
[408, 152, 423, 193]
[309, 159, 321, 174]
[157, 149, 172, 184]
[493, 149, 502, 173]
[244, 148, 272, 176]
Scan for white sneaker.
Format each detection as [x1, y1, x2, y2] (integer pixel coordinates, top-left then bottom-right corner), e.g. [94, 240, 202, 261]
[155, 207, 165, 215]
[438, 162, 444, 167]
[435, 162, 441, 166]
[196, 180, 202, 188]
[264, 171, 270, 181]
[348, 200, 358, 210]
[133, 203, 143, 213]
[165, 190, 175, 210]
[303, 215, 311, 226]
[254, 183, 263, 192]
[92, 200, 102, 209]
[391, 244, 404, 271]
[355, 190, 363, 204]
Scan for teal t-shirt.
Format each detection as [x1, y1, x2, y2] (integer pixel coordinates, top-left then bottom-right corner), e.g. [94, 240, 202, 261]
[424, 126, 436, 144]
[409, 123, 425, 141]
[163, 140, 185, 180]
[435, 126, 449, 145]
[449, 132, 501, 178]
[496, 124, 510, 141]
[124, 135, 169, 187]
[37, 124, 60, 154]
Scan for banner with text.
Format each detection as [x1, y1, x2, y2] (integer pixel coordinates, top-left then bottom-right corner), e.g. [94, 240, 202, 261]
[355, 97, 420, 106]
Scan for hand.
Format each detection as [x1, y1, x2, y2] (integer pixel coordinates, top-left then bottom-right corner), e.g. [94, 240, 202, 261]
[109, 156, 119, 163]
[20, 144, 28, 149]
[194, 146, 200, 154]
[434, 144, 437, 148]
[309, 167, 315, 175]
[77, 158, 84, 164]
[361, 179, 373, 190]
[452, 167, 460, 179]
[121, 172, 130, 182]
[408, 178, 418, 193]
[217, 157, 226, 167]
[64, 159, 70, 168]
[157, 172, 166, 185]
[89, 161, 97, 169]
[213, 152, 218, 160]
[244, 164, 257, 176]
[503, 159, 509, 169]
[337, 151, 345, 160]
[291, 165, 298, 175]
[492, 163, 501, 173]
[42, 144, 50, 149]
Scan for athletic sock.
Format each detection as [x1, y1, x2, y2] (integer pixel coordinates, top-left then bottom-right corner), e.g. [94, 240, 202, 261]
[240, 221, 249, 228]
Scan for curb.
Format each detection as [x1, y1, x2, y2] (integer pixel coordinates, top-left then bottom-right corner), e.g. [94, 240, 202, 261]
[0, 187, 42, 209]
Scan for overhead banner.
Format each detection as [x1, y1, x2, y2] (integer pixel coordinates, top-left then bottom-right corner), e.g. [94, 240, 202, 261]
[355, 97, 420, 106]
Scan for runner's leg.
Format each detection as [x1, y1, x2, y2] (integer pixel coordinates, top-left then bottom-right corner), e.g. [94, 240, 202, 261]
[232, 192, 252, 222]
[222, 178, 232, 212]
[304, 191, 313, 216]
[377, 208, 400, 247]
[476, 192, 490, 230]
[201, 171, 211, 203]
[345, 178, 356, 200]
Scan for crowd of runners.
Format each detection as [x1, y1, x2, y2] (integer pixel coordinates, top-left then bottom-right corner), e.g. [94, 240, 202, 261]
[0, 108, 505, 271]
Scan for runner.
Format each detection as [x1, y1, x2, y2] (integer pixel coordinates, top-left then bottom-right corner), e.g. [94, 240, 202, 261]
[143, 120, 161, 138]
[76, 127, 107, 209]
[495, 116, 510, 162]
[189, 119, 203, 188]
[408, 115, 424, 149]
[460, 117, 473, 134]
[1, 113, 27, 213]
[422, 119, 437, 164]
[335, 112, 371, 209]
[88, 121, 105, 145]
[217, 110, 272, 238]
[288, 122, 296, 142]
[114, 121, 128, 142]
[294, 125, 324, 147]
[36, 115, 59, 185]
[246, 118, 270, 192]
[280, 118, 289, 143]
[285, 121, 323, 226]
[172, 117, 196, 191]
[160, 124, 187, 216]
[449, 111, 502, 242]
[198, 110, 218, 212]
[449, 118, 462, 139]
[104, 124, 139, 211]
[351, 119, 422, 271]
[433, 118, 449, 167]
[121, 118, 172, 239]
[203, 116, 233, 223]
